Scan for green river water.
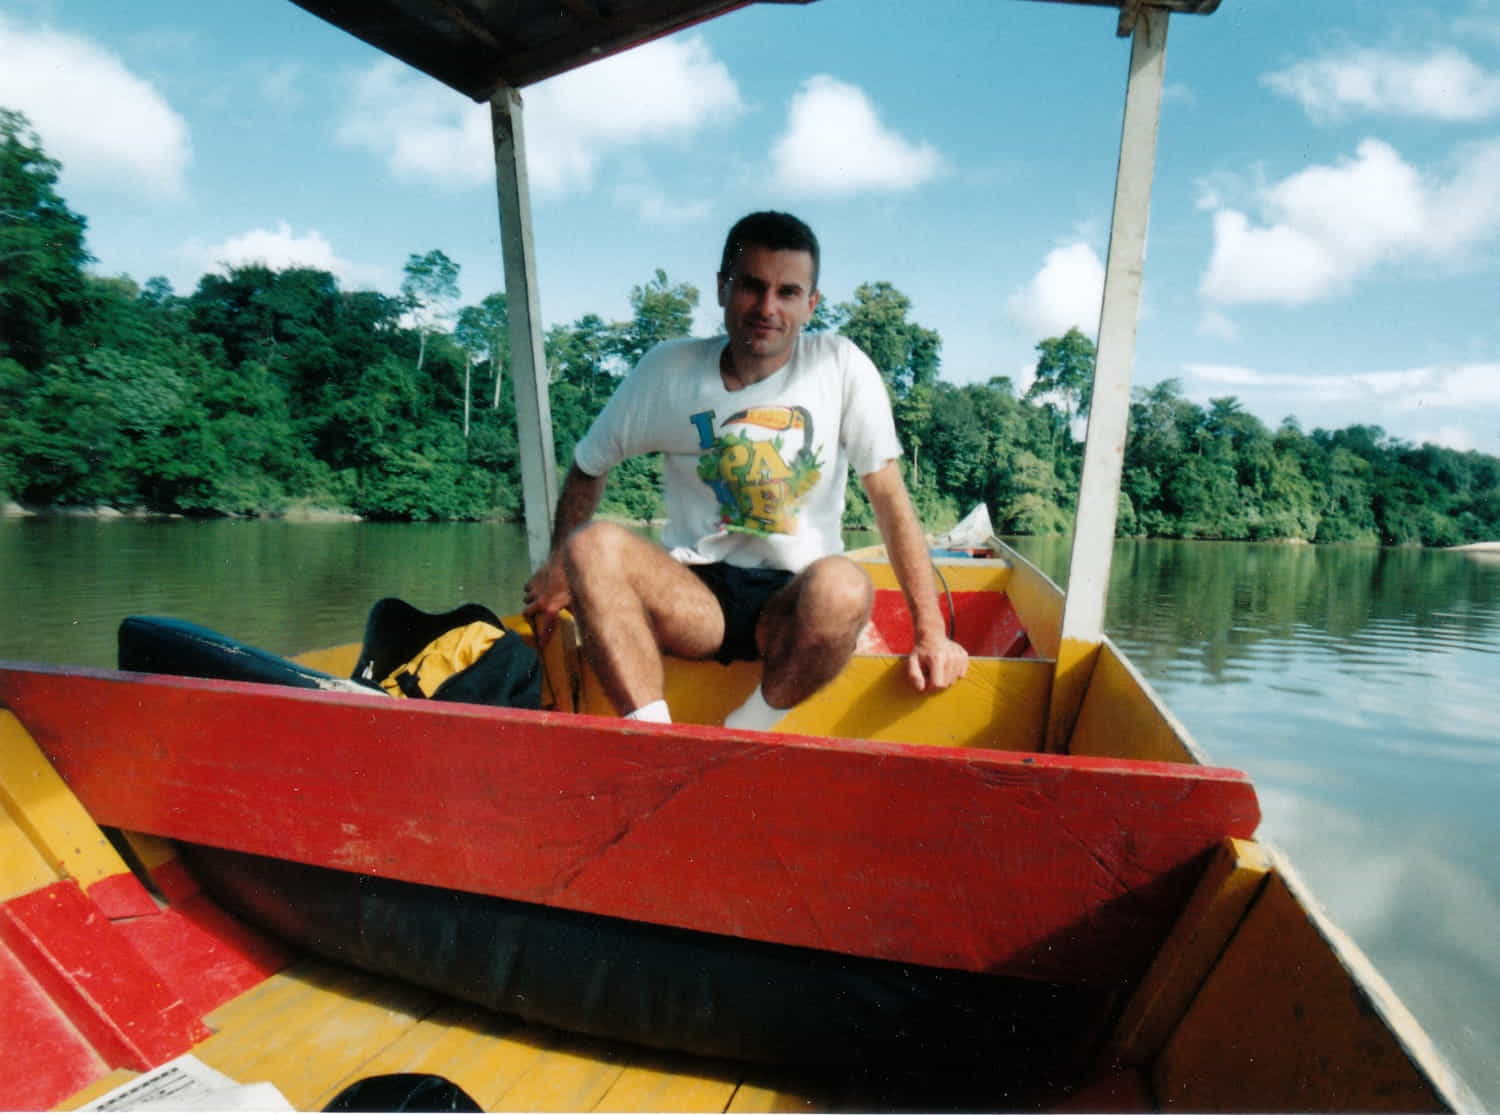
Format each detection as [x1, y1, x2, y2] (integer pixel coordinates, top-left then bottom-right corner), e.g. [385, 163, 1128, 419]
[3, 517, 1497, 1106]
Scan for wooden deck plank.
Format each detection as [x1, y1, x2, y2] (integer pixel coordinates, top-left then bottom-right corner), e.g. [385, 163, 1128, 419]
[490, 1030, 632, 1112]
[309, 1001, 556, 1111]
[191, 960, 432, 1101]
[416, 1021, 565, 1112]
[591, 1050, 743, 1112]
[724, 1072, 829, 1113]
[54, 1068, 137, 1111]
[201, 959, 336, 1031]
[4, 663, 1259, 987]
[202, 981, 436, 1111]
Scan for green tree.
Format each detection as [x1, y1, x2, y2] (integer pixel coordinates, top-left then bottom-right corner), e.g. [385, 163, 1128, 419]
[1026, 327, 1096, 423]
[0, 109, 91, 369]
[453, 304, 494, 438]
[401, 249, 460, 372]
[613, 269, 698, 368]
[1122, 379, 1198, 537]
[460, 292, 509, 408]
[833, 281, 940, 398]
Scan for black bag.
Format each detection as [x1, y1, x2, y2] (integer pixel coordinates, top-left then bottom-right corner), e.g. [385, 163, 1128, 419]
[323, 1073, 480, 1112]
[119, 616, 351, 691]
[351, 598, 541, 710]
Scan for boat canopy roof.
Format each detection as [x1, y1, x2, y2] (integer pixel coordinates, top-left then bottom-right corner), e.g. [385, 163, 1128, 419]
[289, 0, 1221, 101]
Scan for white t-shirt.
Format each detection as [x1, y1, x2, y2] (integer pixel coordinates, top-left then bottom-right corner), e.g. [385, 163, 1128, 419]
[574, 333, 902, 573]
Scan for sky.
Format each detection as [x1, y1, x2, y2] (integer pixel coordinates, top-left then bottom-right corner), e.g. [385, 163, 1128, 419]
[3, 0, 1499, 454]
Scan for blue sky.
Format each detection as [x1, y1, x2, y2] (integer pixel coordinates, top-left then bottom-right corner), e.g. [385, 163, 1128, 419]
[3, 0, 1499, 453]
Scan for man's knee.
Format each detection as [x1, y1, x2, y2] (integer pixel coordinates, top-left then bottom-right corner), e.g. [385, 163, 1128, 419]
[560, 521, 633, 575]
[798, 556, 873, 627]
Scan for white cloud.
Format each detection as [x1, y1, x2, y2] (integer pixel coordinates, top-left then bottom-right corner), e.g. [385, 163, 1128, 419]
[182, 222, 387, 289]
[1185, 363, 1264, 387]
[335, 59, 491, 188]
[1197, 309, 1239, 342]
[336, 35, 742, 195]
[771, 75, 944, 196]
[526, 36, 742, 194]
[1200, 138, 1500, 305]
[1264, 47, 1500, 123]
[1391, 361, 1500, 411]
[0, 14, 190, 198]
[1416, 425, 1476, 451]
[613, 186, 712, 224]
[1005, 241, 1104, 340]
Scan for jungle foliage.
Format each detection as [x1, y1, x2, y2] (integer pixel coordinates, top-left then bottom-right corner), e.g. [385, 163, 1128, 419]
[3, 110, 1497, 543]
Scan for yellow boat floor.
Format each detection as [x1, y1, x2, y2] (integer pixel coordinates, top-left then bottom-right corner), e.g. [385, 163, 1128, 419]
[57, 954, 1087, 1113]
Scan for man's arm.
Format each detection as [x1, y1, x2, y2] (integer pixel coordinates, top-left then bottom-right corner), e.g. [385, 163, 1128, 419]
[522, 463, 608, 644]
[861, 460, 969, 692]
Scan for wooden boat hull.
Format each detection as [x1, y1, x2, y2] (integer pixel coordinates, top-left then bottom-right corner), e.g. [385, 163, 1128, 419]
[0, 545, 1473, 1111]
[0, 661, 1257, 987]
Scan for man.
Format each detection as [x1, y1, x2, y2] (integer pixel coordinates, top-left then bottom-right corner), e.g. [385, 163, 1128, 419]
[523, 211, 967, 730]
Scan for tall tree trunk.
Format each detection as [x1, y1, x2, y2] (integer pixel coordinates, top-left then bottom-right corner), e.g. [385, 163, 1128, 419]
[491, 335, 503, 408]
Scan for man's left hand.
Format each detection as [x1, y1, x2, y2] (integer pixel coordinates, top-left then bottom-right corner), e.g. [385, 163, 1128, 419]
[907, 635, 969, 692]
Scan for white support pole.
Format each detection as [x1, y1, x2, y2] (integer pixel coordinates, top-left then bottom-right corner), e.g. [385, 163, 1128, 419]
[1047, 7, 1168, 752]
[491, 86, 559, 570]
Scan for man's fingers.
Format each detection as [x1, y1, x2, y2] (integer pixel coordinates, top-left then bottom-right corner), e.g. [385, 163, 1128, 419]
[907, 653, 929, 692]
[908, 642, 969, 692]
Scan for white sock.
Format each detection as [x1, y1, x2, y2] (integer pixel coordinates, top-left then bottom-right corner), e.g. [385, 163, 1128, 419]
[624, 699, 671, 723]
[723, 686, 786, 732]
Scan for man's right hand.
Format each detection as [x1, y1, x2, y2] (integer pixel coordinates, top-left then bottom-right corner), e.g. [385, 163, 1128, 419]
[522, 557, 571, 646]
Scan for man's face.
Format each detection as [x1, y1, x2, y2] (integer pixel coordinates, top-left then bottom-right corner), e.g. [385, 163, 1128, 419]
[718, 244, 820, 366]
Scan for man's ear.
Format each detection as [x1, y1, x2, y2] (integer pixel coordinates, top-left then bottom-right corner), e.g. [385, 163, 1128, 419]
[809, 289, 821, 313]
[716, 272, 730, 307]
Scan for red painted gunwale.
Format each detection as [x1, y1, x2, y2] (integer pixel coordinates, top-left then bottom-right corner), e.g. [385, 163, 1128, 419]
[0, 661, 1258, 987]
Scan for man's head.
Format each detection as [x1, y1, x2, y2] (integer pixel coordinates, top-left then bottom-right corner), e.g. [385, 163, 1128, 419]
[717, 212, 821, 374]
[719, 211, 820, 291]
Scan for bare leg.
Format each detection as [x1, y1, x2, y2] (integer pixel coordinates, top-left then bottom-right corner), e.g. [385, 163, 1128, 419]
[561, 523, 724, 715]
[755, 556, 873, 709]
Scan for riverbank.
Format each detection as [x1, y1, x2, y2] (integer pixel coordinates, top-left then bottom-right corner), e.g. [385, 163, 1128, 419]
[0, 501, 667, 527]
[2, 502, 353, 523]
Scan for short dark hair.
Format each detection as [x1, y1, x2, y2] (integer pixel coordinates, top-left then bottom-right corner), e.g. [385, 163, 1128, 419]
[720, 211, 820, 289]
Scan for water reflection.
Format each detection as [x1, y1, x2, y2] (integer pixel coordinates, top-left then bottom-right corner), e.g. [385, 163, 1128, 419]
[0, 518, 535, 667]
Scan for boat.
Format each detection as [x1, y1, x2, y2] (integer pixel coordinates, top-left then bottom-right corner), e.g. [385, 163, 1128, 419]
[0, 0, 1479, 1111]
[0, 539, 1471, 1111]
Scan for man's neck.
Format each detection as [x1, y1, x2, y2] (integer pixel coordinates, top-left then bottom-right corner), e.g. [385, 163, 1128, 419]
[720, 343, 795, 392]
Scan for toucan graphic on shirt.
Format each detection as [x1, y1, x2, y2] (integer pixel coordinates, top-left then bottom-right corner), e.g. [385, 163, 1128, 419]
[692, 405, 823, 535]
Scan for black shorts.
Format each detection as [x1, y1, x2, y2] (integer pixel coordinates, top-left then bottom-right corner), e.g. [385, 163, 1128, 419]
[688, 562, 795, 664]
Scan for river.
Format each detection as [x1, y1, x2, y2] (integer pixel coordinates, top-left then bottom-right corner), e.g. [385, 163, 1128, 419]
[2, 517, 1497, 1106]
